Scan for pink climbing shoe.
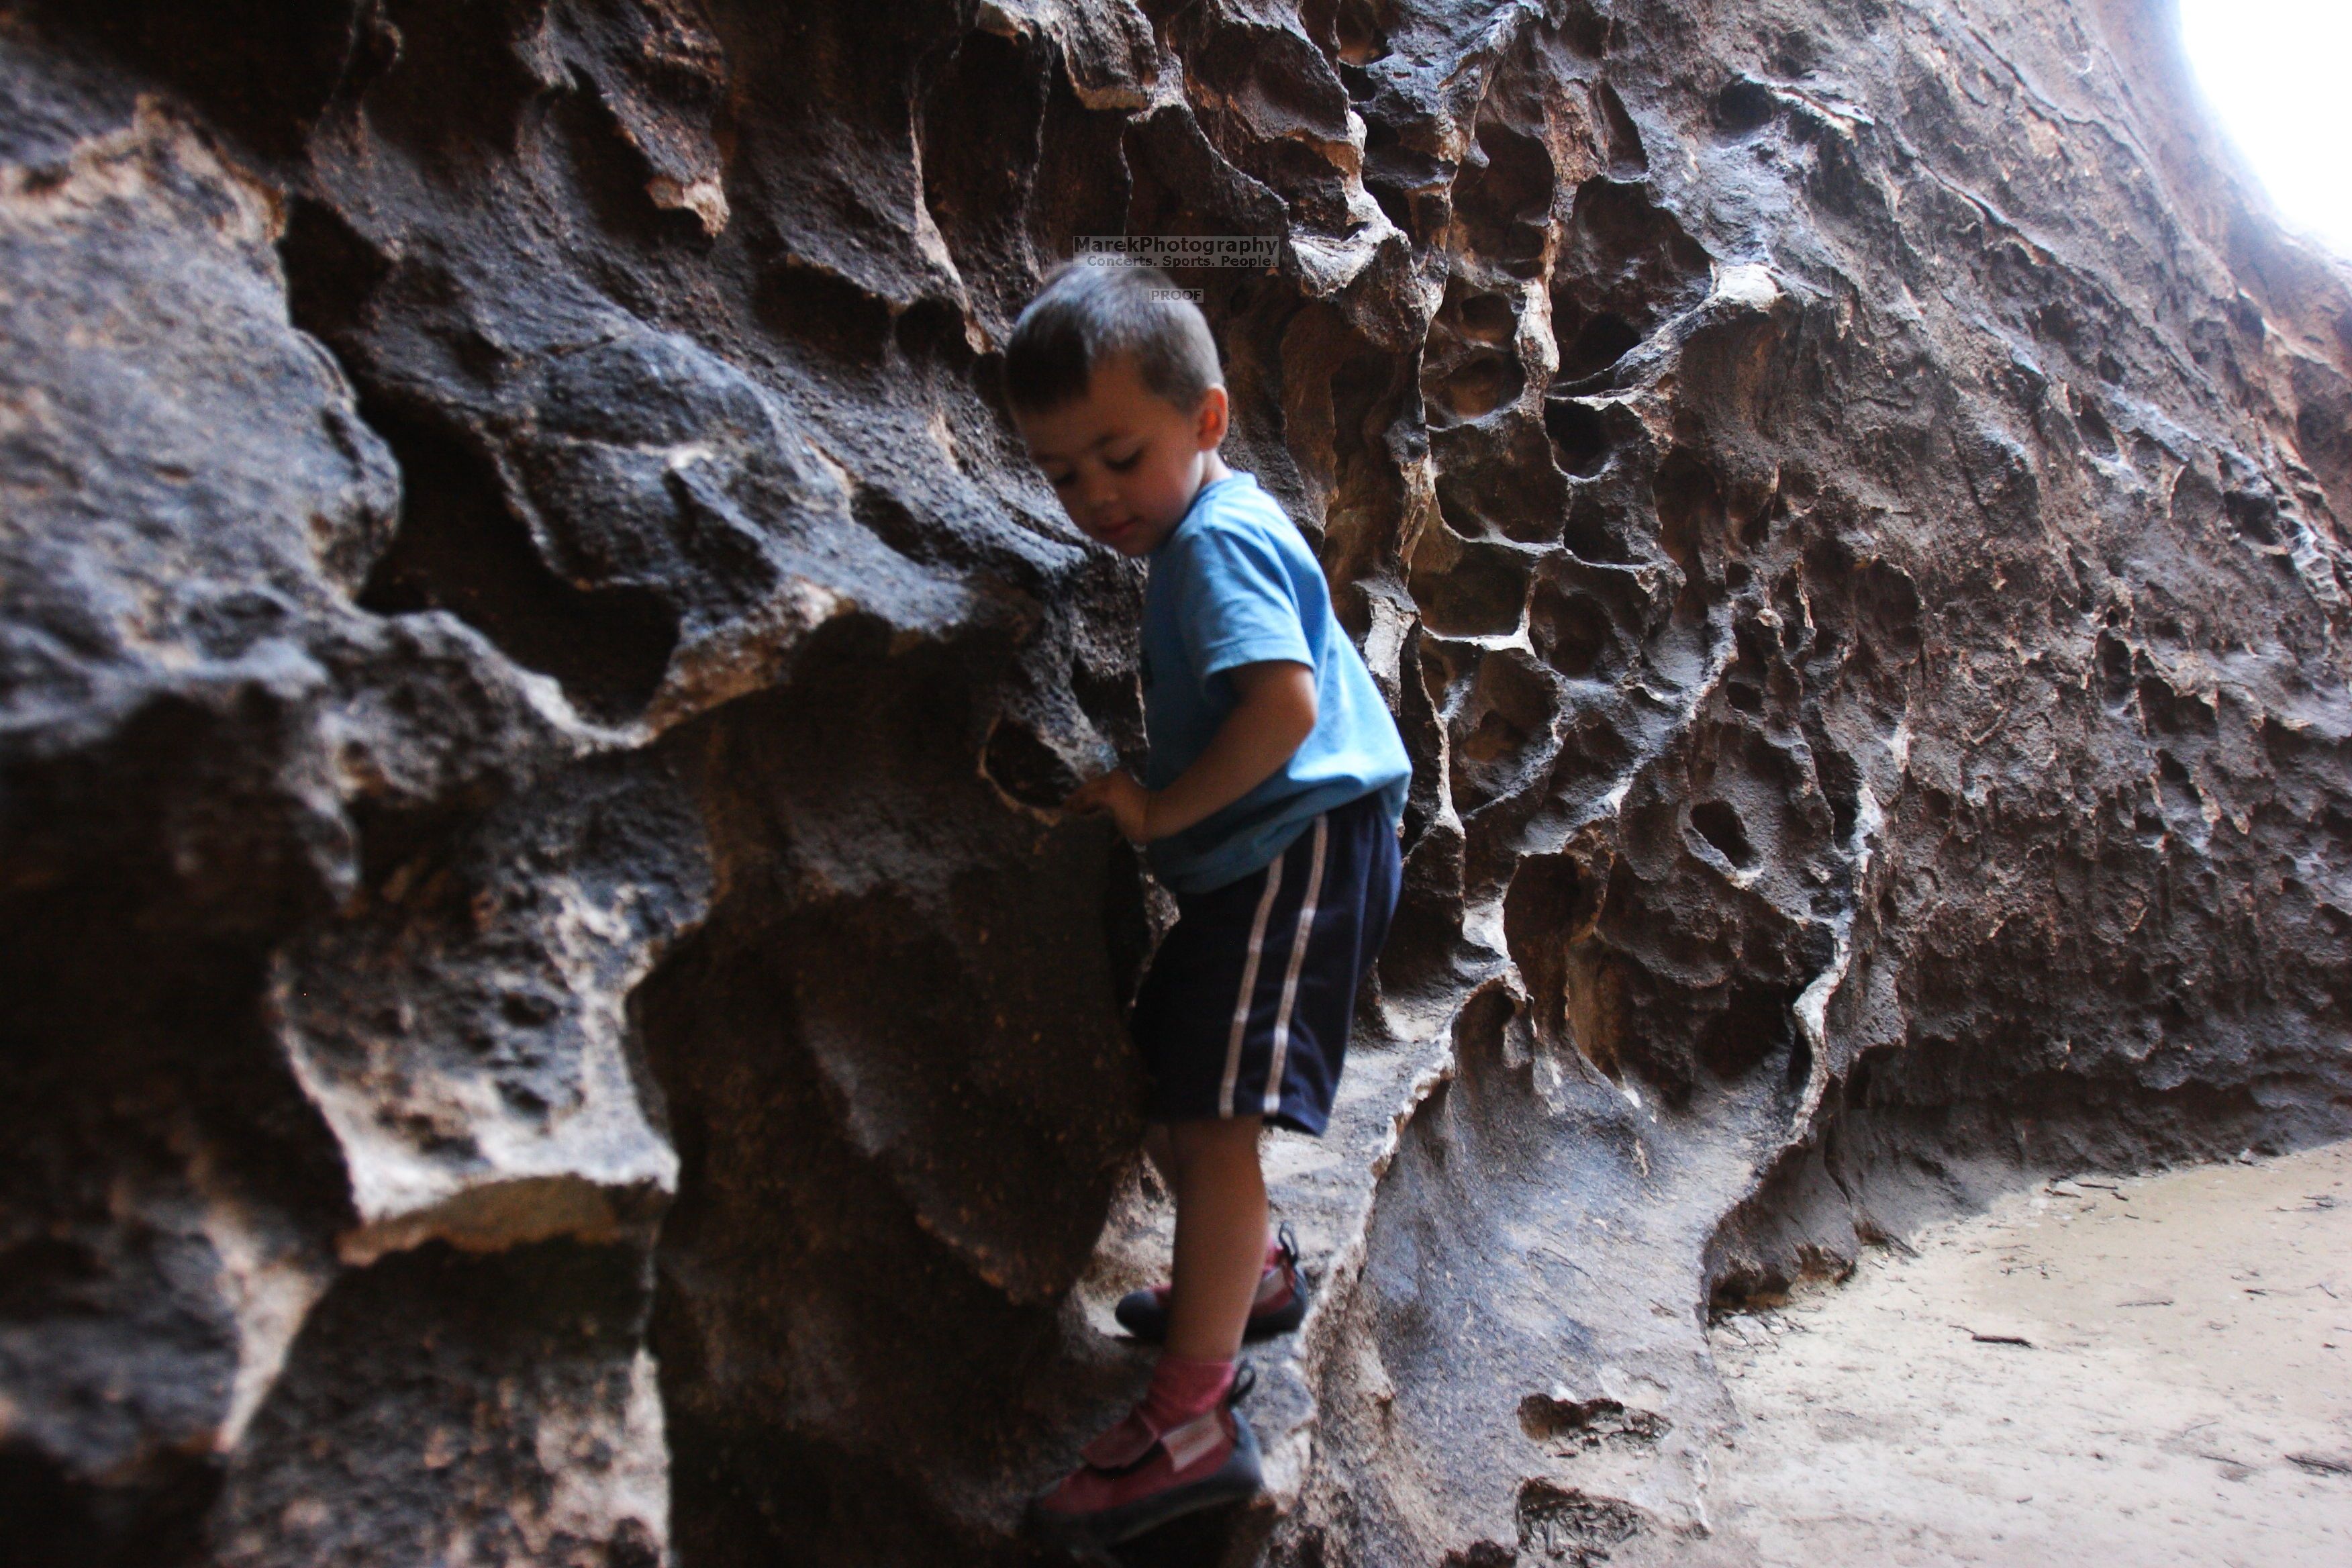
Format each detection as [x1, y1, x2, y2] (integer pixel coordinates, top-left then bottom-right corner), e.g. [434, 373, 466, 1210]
[1030, 1361, 1261, 1554]
[1113, 1224, 1305, 1344]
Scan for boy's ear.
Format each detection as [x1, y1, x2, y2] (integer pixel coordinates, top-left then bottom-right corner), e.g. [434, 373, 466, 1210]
[1194, 384, 1230, 449]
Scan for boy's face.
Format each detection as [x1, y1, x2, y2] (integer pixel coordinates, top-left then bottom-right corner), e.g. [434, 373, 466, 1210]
[1014, 352, 1229, 556]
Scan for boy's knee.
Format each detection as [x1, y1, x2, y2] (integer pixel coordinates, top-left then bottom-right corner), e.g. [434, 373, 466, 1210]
[1165, 1114, 1263, 1171]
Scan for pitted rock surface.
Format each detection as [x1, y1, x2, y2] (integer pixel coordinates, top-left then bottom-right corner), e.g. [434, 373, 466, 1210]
[1, 1, 2347, 1564]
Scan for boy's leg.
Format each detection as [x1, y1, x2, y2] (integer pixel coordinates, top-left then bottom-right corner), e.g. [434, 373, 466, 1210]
[1117, 1121, 1302, 1344]
[1030, 1113, 1267, 1545]
[1162, 1115, 1267, 1361]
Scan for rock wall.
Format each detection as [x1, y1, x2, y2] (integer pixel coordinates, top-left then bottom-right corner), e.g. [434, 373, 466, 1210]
[2, 0, 2347, 1563]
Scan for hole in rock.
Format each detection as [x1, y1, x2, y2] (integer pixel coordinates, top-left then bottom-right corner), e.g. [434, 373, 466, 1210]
[1810, 735, 1861, 842]
[2077, 400, 2118, 458]
[1415, 540, 1532, 638]
[1594, 79, 1647, 174]
[2294, 385, 2352, 511]
[1442, 1544, 1516, 1568]
[349, 793, 482, 894]
[280, 196, 393, 346]
[2034, 301, 2081, 348]
[981, 718, 1077, 810]
[1455, 120, 1555, 275]
[1784, 1003, 1814, 1091]
[2137, 675, 2216, 737]
[1432, 413, 1573, 544]
[755, 257, 893, 366]
[1330, 0, 1389, 64]
[1545, 397, 1611, 475]
[2096, 631, 2137, 708]
[0, 1436, 87, 1547]
[1185, 11, 1357, 192]
[354, 405, 679, 725]
[1363, 117, 1440, 239]
[2224, 486, 2283, 546]
[1430, 352, 1524, 422]
[1419, 636, 1479, 703]
[919, 28, 1052, 305]
[1449, 981, 1524, 1080]
[1518, 1481, 1646, 1562]
[1029, 74, 1136, 277]
[2060, 550, 2098, 616]
[1557, 311, 1640, 382]
[1561, 490, 1628, 563]
[62, 0, 376, 160]
[1449, 651, 1559, 808]
[330, 0, 547, 158]
[1527, 579, 1612, 677]
[1320, 344, 1409, 595]
[545, 86, 704, 254]
[2169, 462, 2226, 531]
[2157, 750, 2202, 822]
[1455, 290, 1518, 344]
[1770, 572, 1810, 652]
[1768, 28, 1822, 77]
[1067, 656, 1144, 764]
[1655, 448, 1727, 595]
[1713, 77, 1777, 134]
[1566, 178, 1712, 290]
[1699, 979, 1795, 1081]
[1806, 542, 1924, 660]
[1503, 853, 1582, 1049]
[1561, 946, 1647, 1088]
[1518, 1393, 1669, 1448]
[1689, 799, 1755, 867]
[1549, 179, 1710, 392]
[1549, 703, 1636, 815]
[1559, 0, 1611, 56]
[852, 484, 942, 567]
[893, 296, 977, 371]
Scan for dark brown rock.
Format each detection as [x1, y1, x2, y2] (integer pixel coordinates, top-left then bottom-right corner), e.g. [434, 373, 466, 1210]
[1, 0, 2347, 1563]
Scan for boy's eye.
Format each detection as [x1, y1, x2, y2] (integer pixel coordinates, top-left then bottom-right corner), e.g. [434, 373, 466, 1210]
[1106, 449, 1143, 472]
[1045, 471, 1075, 488]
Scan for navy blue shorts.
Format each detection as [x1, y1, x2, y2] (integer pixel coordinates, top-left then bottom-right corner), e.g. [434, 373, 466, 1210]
[1130, 791, 1403, 1135]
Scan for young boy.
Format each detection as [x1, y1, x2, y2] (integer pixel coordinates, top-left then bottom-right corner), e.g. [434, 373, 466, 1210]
[1003, 259, 1411, 1551]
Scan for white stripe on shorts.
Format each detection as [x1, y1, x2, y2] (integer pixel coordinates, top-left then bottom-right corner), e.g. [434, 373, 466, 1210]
[1219, 853, 1285, 1117]
[1262, 814, 1330, 1118]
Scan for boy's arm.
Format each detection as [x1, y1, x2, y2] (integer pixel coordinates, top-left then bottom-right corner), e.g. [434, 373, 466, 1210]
[1067, 660, 1316, 842]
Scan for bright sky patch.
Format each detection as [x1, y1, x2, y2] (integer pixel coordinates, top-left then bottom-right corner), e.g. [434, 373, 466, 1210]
[2177, 0, 2352, 258]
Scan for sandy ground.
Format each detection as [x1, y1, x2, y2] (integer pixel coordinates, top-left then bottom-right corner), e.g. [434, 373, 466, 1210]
[1696, 1141, 2352, 1567]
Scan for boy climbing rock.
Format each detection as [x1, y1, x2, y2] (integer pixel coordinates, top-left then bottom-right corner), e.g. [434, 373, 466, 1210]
[1002, 258, 1411, 1552]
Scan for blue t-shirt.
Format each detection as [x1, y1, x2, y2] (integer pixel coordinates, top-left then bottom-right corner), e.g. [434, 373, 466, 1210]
[1141, 471, 1412, 894]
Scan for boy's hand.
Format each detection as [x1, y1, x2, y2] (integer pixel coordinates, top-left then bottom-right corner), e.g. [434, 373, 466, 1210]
[1063, 661, 1315, 846]
[1066, 769, 1155, 843]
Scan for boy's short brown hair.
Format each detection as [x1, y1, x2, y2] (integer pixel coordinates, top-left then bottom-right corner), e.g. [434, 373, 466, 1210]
[1001, 260, 1224, 416]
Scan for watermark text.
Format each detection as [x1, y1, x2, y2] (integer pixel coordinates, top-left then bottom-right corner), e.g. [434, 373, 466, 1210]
[1075, 234, 1279, 268]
